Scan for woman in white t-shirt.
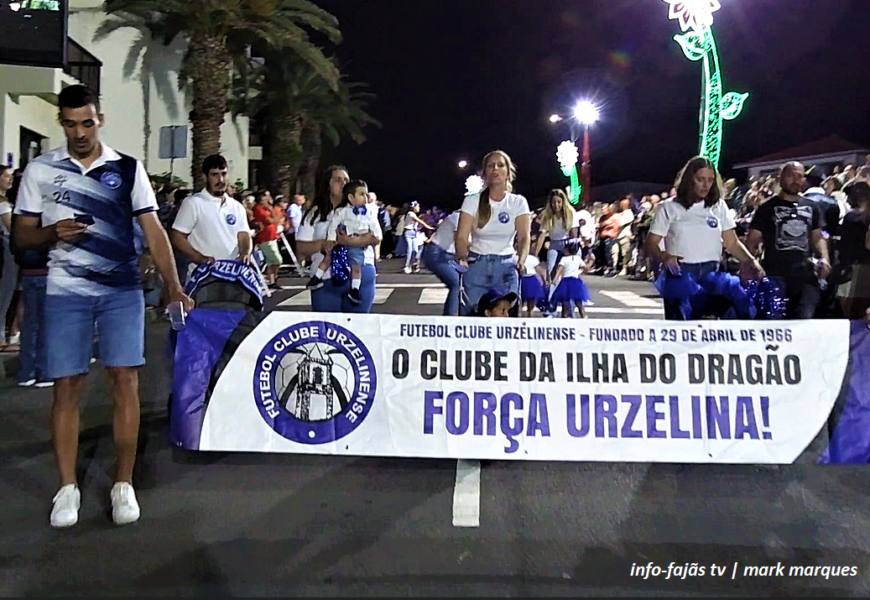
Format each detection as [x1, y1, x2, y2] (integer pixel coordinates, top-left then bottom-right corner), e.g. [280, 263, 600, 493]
[295, 165, 380, 313]
[454, 150, 532, 315]
[645, 156, 763, 320]
[421, 210, 464, 315]
[533, 189, 578, 276]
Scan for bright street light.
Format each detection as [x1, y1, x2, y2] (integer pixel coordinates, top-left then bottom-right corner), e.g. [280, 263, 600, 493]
[573, 100, 600, 126]
[457, 160, 468, 169]
[548, 114, 563, 123]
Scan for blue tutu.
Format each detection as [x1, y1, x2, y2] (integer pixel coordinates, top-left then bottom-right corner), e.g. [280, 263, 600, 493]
[521, 275, 546, 302]
[552, 277, 591, 304]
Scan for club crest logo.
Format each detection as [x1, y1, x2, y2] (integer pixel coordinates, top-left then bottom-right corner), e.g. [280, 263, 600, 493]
[253, 321, 377, 445]
[706, 216, 719, 228]
[226, 213, 237, 225]
[100, 171, 122, 190]
[498, 211, 510, 224]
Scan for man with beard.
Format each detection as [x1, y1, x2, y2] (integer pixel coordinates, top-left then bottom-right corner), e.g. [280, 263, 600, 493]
[746, 161, 831, 319]
[170, 154, 252, 279]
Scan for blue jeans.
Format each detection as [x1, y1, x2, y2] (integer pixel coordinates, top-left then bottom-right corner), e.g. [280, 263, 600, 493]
[404, 231, 422, 269]
[547, 238, 568, 276]
[311, 264, 377, 313]
[45, 289, 145, 379]
[464, 253, 519, 315]
[422, 244, 460, 316]
[18, 276, 47, 383]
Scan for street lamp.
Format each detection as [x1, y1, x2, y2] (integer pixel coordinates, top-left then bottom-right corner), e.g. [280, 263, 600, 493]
[548, 114, 563, 124]
[573, 101, 600, 127]
[573, 100, 599, 205]
[457, 160, 468, 169]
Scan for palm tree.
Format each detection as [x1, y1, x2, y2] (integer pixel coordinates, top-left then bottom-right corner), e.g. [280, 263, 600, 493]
[297, 79, 380, 200]
[97, 0, 341, 189]
[231, 54, 379, 199]
[92, 12, 183, 173]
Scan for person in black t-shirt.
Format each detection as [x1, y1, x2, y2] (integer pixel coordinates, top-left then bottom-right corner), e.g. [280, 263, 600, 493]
[746, 162, 831, 319]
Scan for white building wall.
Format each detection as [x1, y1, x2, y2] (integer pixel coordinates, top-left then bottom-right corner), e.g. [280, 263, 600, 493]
[0, 5, 249, 188]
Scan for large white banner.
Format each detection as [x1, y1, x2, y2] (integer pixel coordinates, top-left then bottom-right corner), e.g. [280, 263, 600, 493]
[195, 314, 850, 463]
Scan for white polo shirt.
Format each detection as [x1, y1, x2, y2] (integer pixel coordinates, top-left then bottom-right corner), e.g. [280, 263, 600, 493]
[649, 199, 735, 264]
[172, 189, 251, 260]
[460, 192, 531, 256]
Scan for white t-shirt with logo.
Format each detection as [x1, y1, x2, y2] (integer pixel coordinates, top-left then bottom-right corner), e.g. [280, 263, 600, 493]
[296, 207, 376, 279]
[431, 212, 460, 254]
[460, 192, 531, 256]
[559, 254, 585, 278]
[649, 199, 736, 264]
[172, 189, 251, 261]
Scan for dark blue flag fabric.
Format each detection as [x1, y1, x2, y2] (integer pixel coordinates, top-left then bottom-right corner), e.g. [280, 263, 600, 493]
[169, 309, 259, 450]
[184, 259, 264, 311]
[821, 320, 870, 464]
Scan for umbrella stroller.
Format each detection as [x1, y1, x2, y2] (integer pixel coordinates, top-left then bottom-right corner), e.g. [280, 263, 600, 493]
[168, 260, 265, 416]
[451, 260, 472, 315]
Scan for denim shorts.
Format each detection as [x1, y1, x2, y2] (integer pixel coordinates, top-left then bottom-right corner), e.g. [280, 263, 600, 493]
[45, 289, 145, 379]
[345, 246, 366, 267]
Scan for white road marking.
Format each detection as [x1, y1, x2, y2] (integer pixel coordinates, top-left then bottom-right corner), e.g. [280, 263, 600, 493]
[600, 291, 661, 308]
[277, 287, 395, 307]
[278, 291, 311, 307]
[452, 459, 481, 528]
[586, 307, 661, 315]
[373, 288, 394, 304]
[419, 288, 449, 304]
[280, 282, 443, 290]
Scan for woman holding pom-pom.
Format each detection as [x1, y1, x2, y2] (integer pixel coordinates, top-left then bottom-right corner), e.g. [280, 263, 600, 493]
[645, 157, 764, 320]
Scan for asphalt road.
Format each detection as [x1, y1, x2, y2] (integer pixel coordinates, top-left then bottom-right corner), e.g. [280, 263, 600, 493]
[2, 261, 869, 597]
[265, 259, 665, 318]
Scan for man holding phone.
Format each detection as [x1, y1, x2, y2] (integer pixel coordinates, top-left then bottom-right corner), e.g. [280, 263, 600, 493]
[12, 84, 194, 529]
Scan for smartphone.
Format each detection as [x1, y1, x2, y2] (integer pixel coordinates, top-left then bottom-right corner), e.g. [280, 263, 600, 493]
[74, 214, 94, 225]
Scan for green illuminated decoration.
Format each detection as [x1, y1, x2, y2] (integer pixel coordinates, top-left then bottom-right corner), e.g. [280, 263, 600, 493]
[664, 0, 748, 169]
[556, 141, 582, 205]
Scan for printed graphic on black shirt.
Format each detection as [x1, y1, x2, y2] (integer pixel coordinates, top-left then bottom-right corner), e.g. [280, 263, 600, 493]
[773, 205, 813, 253]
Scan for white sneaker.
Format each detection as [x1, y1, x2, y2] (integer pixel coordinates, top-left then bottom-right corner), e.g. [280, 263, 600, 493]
[50, 484, 81, 528]
[35, 381, 54, 388]
[403, 266, 411, 274]
[110, 482, 140, 525]
[18, 379, 36, 387]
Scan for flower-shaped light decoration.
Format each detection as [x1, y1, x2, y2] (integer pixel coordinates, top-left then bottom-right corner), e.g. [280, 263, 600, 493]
[662, 0, 744, 169]
[465, 175, 485, 196]
[556, 141, 579, 170]
[664, 0, 721, 33]
[555, 142, 582, 205]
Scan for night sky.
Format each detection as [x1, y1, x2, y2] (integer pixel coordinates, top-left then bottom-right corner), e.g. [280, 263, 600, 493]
[316, 0, 870, 207]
